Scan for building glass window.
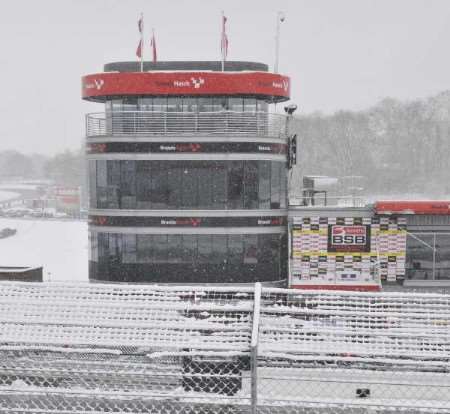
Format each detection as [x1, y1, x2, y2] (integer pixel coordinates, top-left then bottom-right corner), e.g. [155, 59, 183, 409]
[120, 161, 136, 209]
[105, 97, 269, 114]
[151, 161, 168, 209]
[91, 232, 285, 283]
[228, 161, 244, 209]
[406, 233, 450, 280]
[182, 97, 197, 112]
[122, 234, 137, 263]
[211, 162, 227, 209]
[229, 98, 243, 112]
[244, 161, 258, 209]
[138, 97, 153, 111]
[88, 161, 97, 209]
[153, 97, 166, 112]
[136, 162, 152, 209]
[137, 235, 152, 263]
[181, 163, 198, 208]
[258, 161, 271, 209]
[90, 160, 286, 210]
[198, 162, 213, 209]
[243, 98, 257, 112]
[167, 235, 182, 263]
[270, 162, 281, 209]
[167, 165, 182, 208]
[244, 234, 258, 265]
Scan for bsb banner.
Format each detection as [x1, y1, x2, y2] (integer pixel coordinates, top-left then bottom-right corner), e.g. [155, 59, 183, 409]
[327, 225, 371, 253]
[290, 216, 407, 288]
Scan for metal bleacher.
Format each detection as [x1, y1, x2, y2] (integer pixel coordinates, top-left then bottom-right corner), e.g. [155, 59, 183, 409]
[0, 282, 449, 413]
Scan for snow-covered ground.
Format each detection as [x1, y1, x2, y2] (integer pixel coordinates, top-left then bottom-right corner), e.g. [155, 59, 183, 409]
[0, 218, 88, 282]
[0, 183, 40, 191]
[0, 190, 19, 202]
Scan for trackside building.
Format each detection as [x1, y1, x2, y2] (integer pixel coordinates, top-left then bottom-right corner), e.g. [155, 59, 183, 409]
[83, 61, 290, 284]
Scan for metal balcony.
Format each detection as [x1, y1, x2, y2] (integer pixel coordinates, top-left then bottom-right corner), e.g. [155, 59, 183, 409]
[86, 111, 288, 138]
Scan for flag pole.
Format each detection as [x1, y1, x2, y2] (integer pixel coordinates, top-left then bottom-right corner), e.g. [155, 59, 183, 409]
[140, 12, 144, 72]
[274, 11, 285, 73]
[221, 11, 225, 72]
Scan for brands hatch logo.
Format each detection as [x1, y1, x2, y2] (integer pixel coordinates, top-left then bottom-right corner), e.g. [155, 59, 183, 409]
[84, 79, 104, 90]
[173, 77, 205, 88]
[191, 77, 205, 88]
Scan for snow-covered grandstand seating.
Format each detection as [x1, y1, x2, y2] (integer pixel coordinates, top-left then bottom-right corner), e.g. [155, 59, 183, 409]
[0, 282, 448, 413]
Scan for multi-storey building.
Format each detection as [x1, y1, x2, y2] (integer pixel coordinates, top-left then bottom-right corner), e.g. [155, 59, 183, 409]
[83, 61, 291, 284]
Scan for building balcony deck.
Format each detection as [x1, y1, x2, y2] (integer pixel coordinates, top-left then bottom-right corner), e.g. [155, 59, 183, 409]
[86, 111, 288, 139]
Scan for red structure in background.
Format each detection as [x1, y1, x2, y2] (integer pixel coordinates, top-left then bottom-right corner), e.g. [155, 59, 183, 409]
[375, 201, 450, 215]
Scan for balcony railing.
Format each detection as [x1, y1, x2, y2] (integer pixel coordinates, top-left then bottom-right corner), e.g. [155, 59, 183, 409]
[86, 111, 287, 138]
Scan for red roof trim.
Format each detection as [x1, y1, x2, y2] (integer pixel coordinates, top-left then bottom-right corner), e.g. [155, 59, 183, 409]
[82, 71, 290, 102]
[375, 201, 450, 215]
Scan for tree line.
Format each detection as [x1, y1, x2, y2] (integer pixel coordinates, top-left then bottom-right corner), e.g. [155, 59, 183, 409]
[290, 90, 450, 198]
[0, 149, 85, 189]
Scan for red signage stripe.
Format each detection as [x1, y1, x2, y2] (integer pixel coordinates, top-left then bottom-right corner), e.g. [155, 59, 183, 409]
[82, 71, 290, 101]
[375, 201, 450, 215]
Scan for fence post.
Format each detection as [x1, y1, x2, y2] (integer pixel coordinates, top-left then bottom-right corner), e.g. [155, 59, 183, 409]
[251, 282, 262, 414]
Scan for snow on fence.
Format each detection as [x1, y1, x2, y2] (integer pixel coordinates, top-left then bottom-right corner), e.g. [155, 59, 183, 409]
[0, 282, 448, 413]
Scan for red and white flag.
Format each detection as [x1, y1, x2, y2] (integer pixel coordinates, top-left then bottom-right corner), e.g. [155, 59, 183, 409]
[150, 29, 157, 63]
[220, 13, 228, 63]
[136, 15, 143, 58]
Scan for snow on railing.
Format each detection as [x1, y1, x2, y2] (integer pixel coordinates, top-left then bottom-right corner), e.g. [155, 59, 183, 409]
[86, 111, 287, 138]
[0, 282, 448, 413]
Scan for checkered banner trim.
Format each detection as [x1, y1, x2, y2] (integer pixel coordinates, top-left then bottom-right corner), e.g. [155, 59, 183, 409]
[291, 216, 407, 284]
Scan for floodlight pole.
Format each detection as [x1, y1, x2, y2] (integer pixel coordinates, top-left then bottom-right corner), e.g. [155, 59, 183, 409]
[274, 11, 285, 73]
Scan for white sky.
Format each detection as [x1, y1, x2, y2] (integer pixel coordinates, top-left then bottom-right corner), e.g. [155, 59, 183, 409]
[0, 0, 449, 155]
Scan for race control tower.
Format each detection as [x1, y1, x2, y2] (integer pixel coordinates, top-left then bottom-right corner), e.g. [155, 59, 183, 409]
[82, 61, 291, 284]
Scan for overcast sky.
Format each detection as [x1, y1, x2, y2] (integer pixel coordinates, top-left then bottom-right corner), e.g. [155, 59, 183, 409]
[0, 0, 449, 155]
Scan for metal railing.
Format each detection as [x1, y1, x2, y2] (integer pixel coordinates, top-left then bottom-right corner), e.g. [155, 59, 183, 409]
[0, 282, 449, 413]
[86, 111, 288, 138]
[290, 195, 368, 208]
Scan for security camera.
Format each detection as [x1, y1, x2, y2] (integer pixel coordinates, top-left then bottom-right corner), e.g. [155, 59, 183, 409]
[284, 104, 298, 115]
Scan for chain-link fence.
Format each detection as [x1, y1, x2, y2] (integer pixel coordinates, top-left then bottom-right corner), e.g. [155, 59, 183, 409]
[0, 282, 448, 413]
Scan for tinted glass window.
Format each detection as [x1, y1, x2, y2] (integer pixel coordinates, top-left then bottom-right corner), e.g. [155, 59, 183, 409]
[228, 161, 244, 209]
[106, 97, 269, 113]
[122, 234, 137, 263]
[153, 235, 168, 263]
[121, 161, 136, 209]
[90, 160, 286, 210]
[244, 235, 258, 264]
[136, 162, 152, 209]
[181, 163, 198, 208]
[271, 162, 281, 209]
[167, 235, 182, 263]
[211, 162, 227, 209]
[244, 161, 258, 209]
[137, 235, 152, 263]
[229, 98, 243, 112]
[198, 162, 213, 209]
[258, 161, 271, 209]
[212, 235, 227, 265]
[88, 161, 97, 209]
[182, 235, 197, 263]
[91, 232, 285, 283]
[151, 162, 168, 209]
[279, 164, 287, 209]
[198, 235, 213, 263]
[153, 97, 166, 112]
